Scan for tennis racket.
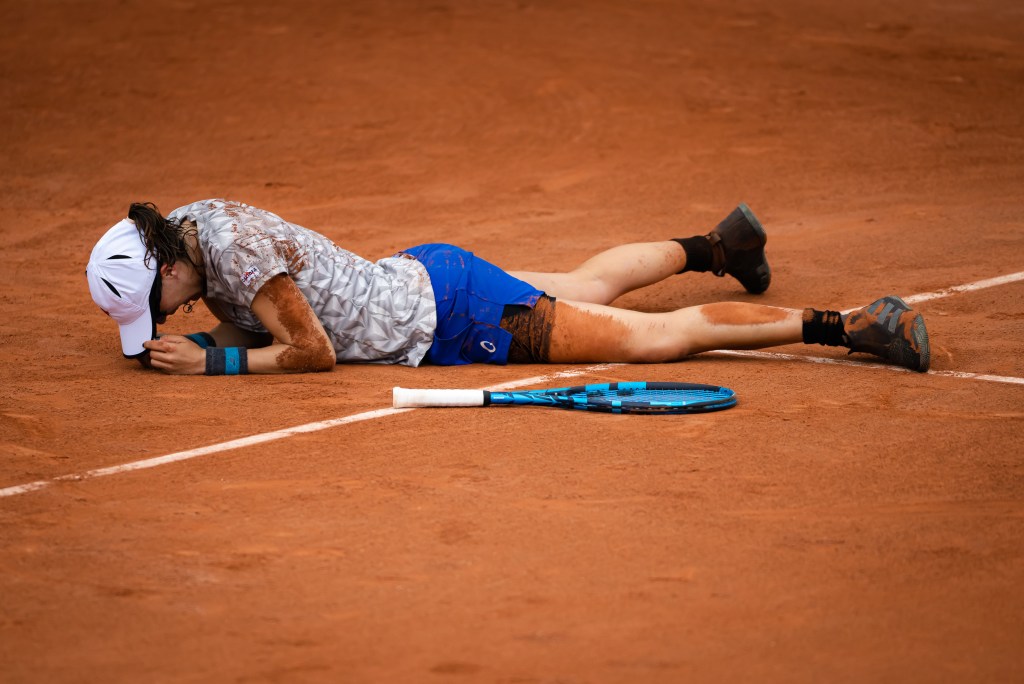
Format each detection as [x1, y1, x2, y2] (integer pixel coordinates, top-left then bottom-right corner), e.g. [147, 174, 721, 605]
[392, 381, 736, 415]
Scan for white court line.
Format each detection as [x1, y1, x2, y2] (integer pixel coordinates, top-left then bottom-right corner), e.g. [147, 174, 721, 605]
[0, 364, 619, 499]
[708, 350, 1024, 385]
[3, 269, 1024, 500]
[839, 270, 1024, 314]
[902, 271, 1024, 305]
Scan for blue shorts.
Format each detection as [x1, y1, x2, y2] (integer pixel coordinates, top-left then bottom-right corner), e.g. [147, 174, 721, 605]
[401, 243, 544, 365]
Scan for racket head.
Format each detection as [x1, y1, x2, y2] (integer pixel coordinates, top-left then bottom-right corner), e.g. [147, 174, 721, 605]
[490, 381, 737, 414]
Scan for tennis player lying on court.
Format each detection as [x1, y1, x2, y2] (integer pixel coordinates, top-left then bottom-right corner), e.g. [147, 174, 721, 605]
[86, 199, 930, 375]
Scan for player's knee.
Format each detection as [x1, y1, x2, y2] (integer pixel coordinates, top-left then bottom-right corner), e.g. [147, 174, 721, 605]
[568, 271, 618, 304]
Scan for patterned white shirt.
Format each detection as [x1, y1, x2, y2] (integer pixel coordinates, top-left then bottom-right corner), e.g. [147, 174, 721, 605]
[168, 199, 436, 366]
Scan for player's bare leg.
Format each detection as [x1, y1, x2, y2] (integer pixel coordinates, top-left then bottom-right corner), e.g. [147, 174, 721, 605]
[509, 241, 686, 305]
[510, 203, 771, 304]
[545, 300, 802, 362]
[532, 297, 929, 371]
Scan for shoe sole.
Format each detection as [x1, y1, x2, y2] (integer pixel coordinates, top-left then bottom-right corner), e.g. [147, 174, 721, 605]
[735, 203, 771, 294]
[890, 296, 931, 372]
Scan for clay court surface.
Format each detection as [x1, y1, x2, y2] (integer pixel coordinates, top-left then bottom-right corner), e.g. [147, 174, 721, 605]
[2, 0, 1023, 681]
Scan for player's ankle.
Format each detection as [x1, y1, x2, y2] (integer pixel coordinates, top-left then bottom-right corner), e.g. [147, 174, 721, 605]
[673, 236, 715, 274]
[802, 308, 847, 346]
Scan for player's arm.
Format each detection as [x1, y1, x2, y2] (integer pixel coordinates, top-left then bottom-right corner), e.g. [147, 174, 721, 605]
[245, 274, 336, 373]
[202, 298, 274, 348]
[145, 275, 336, 374]
[151, 299, 271, 351]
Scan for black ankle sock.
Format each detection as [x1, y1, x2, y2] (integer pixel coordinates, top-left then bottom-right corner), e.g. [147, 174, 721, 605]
[673, 236, 713, 273]
[802, 309, 847, 347]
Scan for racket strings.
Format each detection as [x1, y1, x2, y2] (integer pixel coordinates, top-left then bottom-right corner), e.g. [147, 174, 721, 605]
[578, 389, 727, 402]
[495, 382, 736, 414]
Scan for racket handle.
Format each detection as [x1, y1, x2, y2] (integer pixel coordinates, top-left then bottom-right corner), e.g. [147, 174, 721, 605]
[392, 387, 486, 408]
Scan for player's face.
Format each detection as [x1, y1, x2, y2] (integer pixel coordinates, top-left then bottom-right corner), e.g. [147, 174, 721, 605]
[157, 261, 203, 322]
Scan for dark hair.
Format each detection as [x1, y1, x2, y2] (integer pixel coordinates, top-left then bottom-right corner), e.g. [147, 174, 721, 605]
[127, 202, 200, 271]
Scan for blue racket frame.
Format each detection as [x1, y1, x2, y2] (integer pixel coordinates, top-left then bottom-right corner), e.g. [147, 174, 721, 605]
[483, 381, 736, 414]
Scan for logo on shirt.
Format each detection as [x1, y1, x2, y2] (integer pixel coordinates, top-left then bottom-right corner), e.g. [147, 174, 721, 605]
[241, 265, 262, 287]
[479, 340, 497, 354]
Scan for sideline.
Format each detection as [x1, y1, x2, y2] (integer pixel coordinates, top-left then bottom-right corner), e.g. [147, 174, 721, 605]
[903, 271, 1024, 305]
[3, 271, 1023, 500]
[709, 350, 1024, 385]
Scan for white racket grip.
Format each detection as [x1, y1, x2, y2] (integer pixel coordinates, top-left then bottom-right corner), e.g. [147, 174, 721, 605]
[392, 387, 486, 408]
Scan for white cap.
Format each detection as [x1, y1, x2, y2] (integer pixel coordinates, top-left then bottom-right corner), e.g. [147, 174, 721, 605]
[86, 219, 159, 357]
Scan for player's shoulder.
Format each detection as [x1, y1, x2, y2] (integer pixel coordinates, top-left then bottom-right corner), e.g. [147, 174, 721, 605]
[168, 198, 222, 219]
[172, 199, 271, 235]
[173, 197, 255, 214]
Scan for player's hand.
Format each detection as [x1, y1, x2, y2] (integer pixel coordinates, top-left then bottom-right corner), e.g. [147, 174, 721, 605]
[143, 335, 206, 375]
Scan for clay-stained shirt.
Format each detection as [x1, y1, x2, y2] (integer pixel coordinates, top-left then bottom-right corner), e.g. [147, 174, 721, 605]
[168, 199, 436, 366]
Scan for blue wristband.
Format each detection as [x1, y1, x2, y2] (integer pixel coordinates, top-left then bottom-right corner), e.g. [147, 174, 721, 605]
[185, 332, 216, 349]
[205, 347, 249, 375]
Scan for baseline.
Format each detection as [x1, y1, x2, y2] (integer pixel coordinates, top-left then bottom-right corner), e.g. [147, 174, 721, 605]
[0, 364, 618, 499]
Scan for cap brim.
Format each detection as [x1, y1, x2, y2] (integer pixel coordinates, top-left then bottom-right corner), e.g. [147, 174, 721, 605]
[118, 305, 156, 358]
